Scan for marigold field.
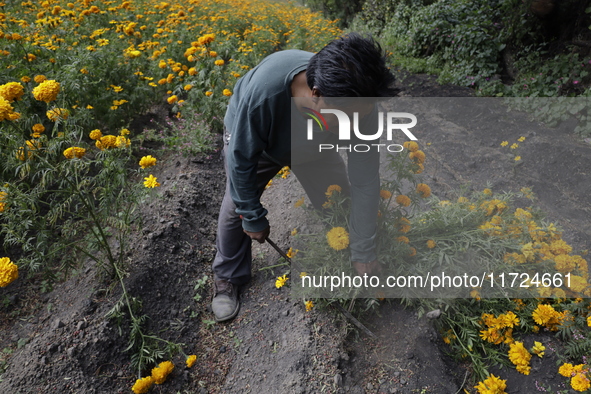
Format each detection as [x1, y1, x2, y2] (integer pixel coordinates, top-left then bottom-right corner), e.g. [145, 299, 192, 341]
[1, 0, 591, 393]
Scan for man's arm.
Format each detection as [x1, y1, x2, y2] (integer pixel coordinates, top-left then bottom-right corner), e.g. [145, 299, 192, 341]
[226, 101, 271, 235]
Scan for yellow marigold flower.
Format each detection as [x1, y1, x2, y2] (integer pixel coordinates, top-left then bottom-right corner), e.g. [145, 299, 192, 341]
[167, 95, 178, 104]
[571, 373, 591, 392]
[483, 188, 492, 195]
[395, 194, 411, 207]
[214, 59, 225, 66]
[426, 240, 436, 249]
[46, 107, 69, 121]
[205, 91, 213, 97]
[416, 183, 431, 198]
[151, 360, 174, 384]
[120, 128, 130, 136]
[409, 150, 425, 164]
[379, 190, 392, 199]
[209, 51, 217, 57]
[184, 84, 192, 91]
[0, 257, 18, 287]
[275, 274, 288, 289]
[326, 227, 349, 250]
[139, 155, 157, 169]
[34, 75, 47, 83]
[508, 341, 531, 375]
[33, 80, 60, 103]
[587, 315, 591, 327]
[286, 247, 297, 259]
[291, 228, 298, 236]
[396, 236, 410, 244]
[532, 304, 559, 326]
[197, 33, 215, 45]
[21, 76, 31, 83]
[500, 141, 508, 147]
[457, 196, 469, 203]
[408, 247, 417, 257]
[514, 156, 521, 161]
[325, 184, 342, 198]
[0, 97, 15, 122]
[305, 300, 314, 311]
[89, 129, 102, 140]
[63, 147, 86, 159]
[294, 197, 305, 207]
[99, 135, 117, 149]
[131, 376, 153, 394]
[223, 89, 232, 96]
[403, 140, 419, 152]
[115, 136, 130, 148]
[531, 341, 545, 358]
[0, 191, 7, 213]
[16, 140, 39, 161]
[188, 67, 197, 76]
[559, 363, 576, 377]
[510, 143, 518, 149]
[567, 275, 588, 293]
[396, 217, 411, 233]
[186, 355, 197, 368]
[474, 374, 507, 394]
[144, 175, 160, 188]
[32, 124, 45, 134]
[518, 136, 526, 142]
[0, 82, 25, 102]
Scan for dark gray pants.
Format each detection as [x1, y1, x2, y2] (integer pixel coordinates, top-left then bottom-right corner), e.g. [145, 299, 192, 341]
[212, 142, 350, 285]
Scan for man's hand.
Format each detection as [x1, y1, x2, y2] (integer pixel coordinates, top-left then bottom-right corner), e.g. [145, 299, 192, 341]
[244, 226, 270, 243]
[352, 260, 382, 276]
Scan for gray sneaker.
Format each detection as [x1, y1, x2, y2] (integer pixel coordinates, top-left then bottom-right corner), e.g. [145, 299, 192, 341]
[211, 280, 240, 322]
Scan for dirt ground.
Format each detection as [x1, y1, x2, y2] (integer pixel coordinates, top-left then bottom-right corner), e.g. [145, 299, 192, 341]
[1, 72, 591, 394]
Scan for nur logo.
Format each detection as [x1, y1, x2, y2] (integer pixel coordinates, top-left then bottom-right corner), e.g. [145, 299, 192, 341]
[303, 107, 329, 133]
[304, 108, 418, 153]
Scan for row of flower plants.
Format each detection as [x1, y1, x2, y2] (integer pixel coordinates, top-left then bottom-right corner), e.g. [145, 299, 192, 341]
[279, 139, 591, 392]
[0, 0, 341, 390]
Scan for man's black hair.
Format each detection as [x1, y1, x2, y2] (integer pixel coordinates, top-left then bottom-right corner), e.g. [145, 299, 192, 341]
[306, 33, 399, 98]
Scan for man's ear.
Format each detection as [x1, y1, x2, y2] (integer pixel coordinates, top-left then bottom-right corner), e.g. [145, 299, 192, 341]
[311, 86, 322, 98]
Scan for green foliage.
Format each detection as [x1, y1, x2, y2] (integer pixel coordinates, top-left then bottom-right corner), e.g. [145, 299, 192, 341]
[352, 0, 591, 117]
[305, 0, 364, 27]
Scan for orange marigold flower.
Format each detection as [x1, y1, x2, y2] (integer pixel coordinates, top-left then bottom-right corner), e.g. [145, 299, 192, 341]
[403, 141, 419, 152]
[0, 82, 25, 102]
[63, 147, 86, 159]
[396, 194, 411, 207]
[416, 183, 431, 198]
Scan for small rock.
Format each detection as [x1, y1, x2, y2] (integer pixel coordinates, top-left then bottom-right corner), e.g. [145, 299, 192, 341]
[282, 310, 290, 317]
[76, 321, 86, 331]
[400, 379, 407, 385]
[367, 383, 374, 390]
[390, 388, 398, 394]
[51, 319, 64, 330]
[426, 309, 441, 319]
[40, 356, 47, 365]
[66, 347, 75, 358]
[219, 346, 226, 353]
[334, 373, 343, 387]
